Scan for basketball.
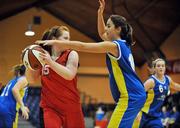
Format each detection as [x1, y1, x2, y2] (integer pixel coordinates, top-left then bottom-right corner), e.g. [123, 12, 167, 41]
[22, 45, 45, 70]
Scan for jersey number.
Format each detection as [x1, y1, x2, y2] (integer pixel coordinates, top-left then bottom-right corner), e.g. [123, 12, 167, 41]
[0, 83, 12, 96]
[42, 65, 50, 75]
[159, 85, 164, 93]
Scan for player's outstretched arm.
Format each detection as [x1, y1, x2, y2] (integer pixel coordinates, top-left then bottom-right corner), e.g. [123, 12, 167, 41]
[97, 0, 108, 41]
[12, 77, 29, 120]
[168, 77, 180, 91]
[36, 40, 118, 56]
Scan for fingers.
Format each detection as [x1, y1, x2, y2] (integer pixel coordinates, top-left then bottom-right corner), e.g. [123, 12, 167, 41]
[35, 40, 53, 46]
[41, 48, 48, 54]
[22, 107, 29, 120]
[39, 53, 46, 61]
[39, 52, 48, 58]
[99, 0, 105, 5]
[26, 107, 30, 113]
[39, 52, 51, 64]
[35, 40, 46, 45]
[98, 0, 105, 13]
[23, 113, 29, 120]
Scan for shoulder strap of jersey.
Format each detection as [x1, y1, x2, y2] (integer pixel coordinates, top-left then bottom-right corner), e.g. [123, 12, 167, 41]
[164, 75, 170, 86]
[149, 75, 157, 85]
[60, 50, 72, 65]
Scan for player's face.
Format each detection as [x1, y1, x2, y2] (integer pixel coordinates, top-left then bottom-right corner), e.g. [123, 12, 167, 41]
[154, 60, 166, 76]
[53, 30, 70, 53]
[105, 18, 119, 40]
[57, 30, 70, 41]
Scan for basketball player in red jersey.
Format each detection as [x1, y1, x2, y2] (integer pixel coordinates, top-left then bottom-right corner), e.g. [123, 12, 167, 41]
[26, 26, 85, 128]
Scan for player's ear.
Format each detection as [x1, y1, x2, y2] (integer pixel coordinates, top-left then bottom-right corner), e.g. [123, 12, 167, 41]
[116, 27, 121, 33]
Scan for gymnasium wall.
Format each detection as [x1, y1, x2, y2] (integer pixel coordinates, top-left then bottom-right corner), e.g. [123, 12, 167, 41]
[161, 25, 180, 83]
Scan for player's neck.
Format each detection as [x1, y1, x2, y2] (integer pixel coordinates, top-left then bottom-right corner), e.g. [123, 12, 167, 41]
[155, 74, 164, 82]
[112, 36, 121, 41]
[51, 50, 62, 60]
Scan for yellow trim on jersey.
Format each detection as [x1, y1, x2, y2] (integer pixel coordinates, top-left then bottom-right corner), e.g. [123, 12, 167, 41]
[132, 111, 142, 128]
[108, 57, 129, 128]
[142, 89, 154, 113]
[13, 112, 19, 128]
[13, 87, 26, 128]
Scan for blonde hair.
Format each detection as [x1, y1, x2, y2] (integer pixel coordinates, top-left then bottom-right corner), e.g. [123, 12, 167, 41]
[152, 58, 165, 68]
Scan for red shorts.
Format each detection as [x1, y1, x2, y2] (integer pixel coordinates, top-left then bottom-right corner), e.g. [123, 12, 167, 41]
[42, 107, 85, 128]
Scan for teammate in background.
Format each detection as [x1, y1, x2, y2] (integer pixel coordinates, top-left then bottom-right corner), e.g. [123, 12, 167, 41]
[133, 58, 180, 128]
[35, 0, 146, 127]
[0, 64, 29, 128]
[26, 26, 85, 128]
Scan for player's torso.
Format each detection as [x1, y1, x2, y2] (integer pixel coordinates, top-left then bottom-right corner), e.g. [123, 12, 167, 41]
[0, 78, 18, 107]
[143, 75, 169, 117]
[40, 50, 80, 111]
[106, 40, 145, 102]
[0, 77, 27, 116]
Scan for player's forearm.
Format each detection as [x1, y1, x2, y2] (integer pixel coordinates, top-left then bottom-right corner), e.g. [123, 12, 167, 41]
[98, 12, 106, 40]
[54, 40, 112, 53]
[174, 83, 180, 91]
[12, 88, 24, 107]
[55, 40, 99, 53]
[48, 60, 75, 80]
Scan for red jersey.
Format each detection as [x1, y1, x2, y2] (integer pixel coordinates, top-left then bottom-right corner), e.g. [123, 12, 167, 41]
[40, 50, 81, 113]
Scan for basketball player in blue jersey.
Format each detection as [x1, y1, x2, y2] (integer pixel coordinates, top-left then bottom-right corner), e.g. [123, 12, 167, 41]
[0, 64, 29, 128]
[133, 58, 180, 128]
[36, 0, 146, 127]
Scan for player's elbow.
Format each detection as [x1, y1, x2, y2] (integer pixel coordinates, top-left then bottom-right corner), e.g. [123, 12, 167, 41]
[12, 87, 18, 95]
[61, 71, 76, 81]
[63, 74, 75, 81]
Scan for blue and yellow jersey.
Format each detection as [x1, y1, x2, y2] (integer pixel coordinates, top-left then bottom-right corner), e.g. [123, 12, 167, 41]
[0, 76, 28, 121]
[142, 75, 170, 117]
[106, 39, 146, 103]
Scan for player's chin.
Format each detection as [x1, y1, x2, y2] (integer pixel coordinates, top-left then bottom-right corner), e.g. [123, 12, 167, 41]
[159, 71, 165, 75]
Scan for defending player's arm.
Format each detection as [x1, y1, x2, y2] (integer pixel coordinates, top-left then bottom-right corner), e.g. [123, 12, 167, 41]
[39, 50, 79, 80]
[36, 40, 118, 57]
[97, 0, 108, 41]
[168, 77, 180, 91]
[144, 78, 155, 92]
[12, 77, 29, 120]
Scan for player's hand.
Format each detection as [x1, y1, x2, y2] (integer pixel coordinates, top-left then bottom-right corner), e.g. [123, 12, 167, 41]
[21, 106, 29, 120]
[98, 0, 105, 14]
[35, 40, 56, 46]
[39, 50, 53, 65]
[21, 45, 31, 54]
